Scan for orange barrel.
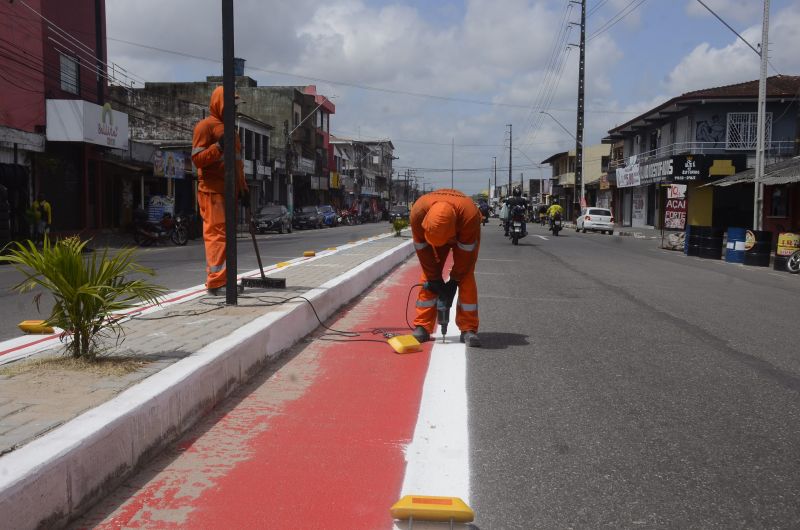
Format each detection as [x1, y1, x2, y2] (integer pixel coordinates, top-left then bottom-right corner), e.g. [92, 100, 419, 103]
[774, 232, 800, 271]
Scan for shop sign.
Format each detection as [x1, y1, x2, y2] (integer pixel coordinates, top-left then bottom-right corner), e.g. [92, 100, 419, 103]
[330, 171, 340, 188]
[46, 99, 129, 149]
[256, 160, 270, 177]
[243, 159, 254, 175]
[298, 156, 315, 174]
[153, 150, 186, 179]
[599, 174, 610, 190]
[639, 157, 674, 185]
[672, 155, 703, 182]
[147, 195, 174, 223]
[664, 184, 687, 229]
[616, 156, 640, 188]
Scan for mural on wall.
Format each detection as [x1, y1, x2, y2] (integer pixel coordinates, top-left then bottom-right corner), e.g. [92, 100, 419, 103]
[695, 114, 725, 147]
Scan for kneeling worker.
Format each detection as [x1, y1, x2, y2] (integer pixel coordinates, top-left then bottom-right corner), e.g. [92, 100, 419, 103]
[411, 189, 482, 347]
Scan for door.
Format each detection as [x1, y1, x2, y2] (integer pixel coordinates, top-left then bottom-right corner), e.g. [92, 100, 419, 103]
[622, 189, 632, 227]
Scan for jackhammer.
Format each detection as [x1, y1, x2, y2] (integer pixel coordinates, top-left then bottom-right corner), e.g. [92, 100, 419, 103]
[422, 279, 458, 342]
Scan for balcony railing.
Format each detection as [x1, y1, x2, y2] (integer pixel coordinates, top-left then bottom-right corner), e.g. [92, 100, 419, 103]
[611, 141, 796, 170]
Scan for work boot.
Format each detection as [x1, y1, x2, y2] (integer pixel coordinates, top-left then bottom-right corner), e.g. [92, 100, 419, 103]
[460, 331, 481, 347]
[412, 326, 430, 343]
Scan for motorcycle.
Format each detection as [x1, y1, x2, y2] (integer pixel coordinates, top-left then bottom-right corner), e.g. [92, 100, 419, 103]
[134, 211, 188, 246]
[788, 250, 800, 274]
[509, 204, 527, 245]
[550, 213, 563, 237]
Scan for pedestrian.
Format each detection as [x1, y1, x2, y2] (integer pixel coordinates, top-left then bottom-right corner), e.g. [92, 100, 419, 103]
[410, 188, 482, 347]
[32, 193, 51, 246]
[191, 86, 249, 295]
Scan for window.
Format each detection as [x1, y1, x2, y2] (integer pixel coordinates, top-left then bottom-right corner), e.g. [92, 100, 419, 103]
[262, 136, 269, 163]
[60, 54, 79, 94]
[244, 129, 254, 159]
[254, 132, 261, 161]
[769, 185, 788, 217]
[726, 112, 772, 150]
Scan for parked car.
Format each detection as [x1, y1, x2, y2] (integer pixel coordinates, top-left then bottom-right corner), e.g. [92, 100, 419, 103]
[577, 207, 615, 234]
[254, 205, 292, 234]
[388, 205, 410, 222]
[293, 206, 324, 229]
[318, 205, 338, 227]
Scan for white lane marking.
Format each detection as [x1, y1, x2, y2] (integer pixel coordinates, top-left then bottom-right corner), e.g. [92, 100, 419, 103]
[536, 235, 549, 240]
[395, 301, 469, 530]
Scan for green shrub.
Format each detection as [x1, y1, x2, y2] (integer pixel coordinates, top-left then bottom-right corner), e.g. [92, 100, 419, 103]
[1, 237, 167, 360]
[393, 218, 409, 236]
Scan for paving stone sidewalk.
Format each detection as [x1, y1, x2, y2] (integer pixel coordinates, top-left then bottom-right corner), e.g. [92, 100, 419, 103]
[0, 236, 409, 456]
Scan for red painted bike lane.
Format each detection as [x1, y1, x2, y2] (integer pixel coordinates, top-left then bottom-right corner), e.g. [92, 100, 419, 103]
[82, 259, 430, 530]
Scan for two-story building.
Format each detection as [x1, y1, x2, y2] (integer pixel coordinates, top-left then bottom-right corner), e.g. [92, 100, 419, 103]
[329, 136, 395, 217]
[604, 76, 799, 229]
[540, 143, 611, 220]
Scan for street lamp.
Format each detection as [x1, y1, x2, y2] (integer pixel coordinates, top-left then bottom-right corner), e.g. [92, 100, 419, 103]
[540, 110, 584, 214]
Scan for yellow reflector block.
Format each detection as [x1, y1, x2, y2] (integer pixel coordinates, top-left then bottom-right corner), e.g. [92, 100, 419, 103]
[388, 335, 422, 354]
[18, 320, 54, 334]
[391, 495, 474, 523]
[303, 250, 316, 257]
[276, 261, 291, 268]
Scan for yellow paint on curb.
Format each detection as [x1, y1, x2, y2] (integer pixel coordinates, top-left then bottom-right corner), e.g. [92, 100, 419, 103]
[303, 250, 316, 257]
[276, 261, 291, 268]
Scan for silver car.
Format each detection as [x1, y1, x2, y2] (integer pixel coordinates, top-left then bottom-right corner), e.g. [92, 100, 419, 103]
[577, 208, 615, 234]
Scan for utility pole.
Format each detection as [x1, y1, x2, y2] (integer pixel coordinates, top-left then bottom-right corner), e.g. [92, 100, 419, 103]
[493, 156, 497, 200]
[507, 124, 513, 196]
[451, 137, 455, 189]
[573, 0, 586, 220]
[753, 0, 770, 231]
[221, 0, 237, 305]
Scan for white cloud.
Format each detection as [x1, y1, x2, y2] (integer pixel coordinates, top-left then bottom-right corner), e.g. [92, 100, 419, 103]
[685, 0, 763, 23]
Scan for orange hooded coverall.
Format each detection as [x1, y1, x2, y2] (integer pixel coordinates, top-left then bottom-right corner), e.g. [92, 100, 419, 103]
[191, 86, 248, 289]
[411, 189, 481, 334]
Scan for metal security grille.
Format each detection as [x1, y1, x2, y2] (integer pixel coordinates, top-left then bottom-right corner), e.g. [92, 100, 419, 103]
[726, 112, 772, 150]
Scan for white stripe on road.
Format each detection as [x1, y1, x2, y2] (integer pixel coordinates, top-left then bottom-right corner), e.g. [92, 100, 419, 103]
[395, 300, 469, 529]
[536, 235, 549, 240]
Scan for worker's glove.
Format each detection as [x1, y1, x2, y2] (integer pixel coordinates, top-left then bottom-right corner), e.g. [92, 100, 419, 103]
[424, 279, 445, 295]
[216, 134, 225, 152]
[239, 189, 251, 208]
[444, 278, 459, 299]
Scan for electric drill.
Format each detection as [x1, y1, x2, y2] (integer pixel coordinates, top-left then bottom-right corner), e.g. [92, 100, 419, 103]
[423, 280, 457, 342]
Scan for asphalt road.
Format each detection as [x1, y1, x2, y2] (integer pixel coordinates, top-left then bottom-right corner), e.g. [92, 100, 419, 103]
[0, 222, 393, 342]
[470, 221, 800, 528]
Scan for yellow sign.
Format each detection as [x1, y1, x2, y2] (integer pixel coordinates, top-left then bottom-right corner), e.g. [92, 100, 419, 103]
[709, 159, 736, 176]
[777, 232, 800, 256]
[391, 495, 474, 523]
[744, 230, 756, 251]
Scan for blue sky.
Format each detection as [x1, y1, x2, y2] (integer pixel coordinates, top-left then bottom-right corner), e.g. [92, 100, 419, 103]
[106, 0, 800, 193]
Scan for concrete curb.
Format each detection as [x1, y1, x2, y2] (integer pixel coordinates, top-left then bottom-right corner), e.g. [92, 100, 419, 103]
[0, 239, 414, 530]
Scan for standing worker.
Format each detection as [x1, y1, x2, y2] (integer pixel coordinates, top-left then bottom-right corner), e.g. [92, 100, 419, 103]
[411, 189, 482, 347]
[191, 86, 249, 295]
[32, 193, 51, 246]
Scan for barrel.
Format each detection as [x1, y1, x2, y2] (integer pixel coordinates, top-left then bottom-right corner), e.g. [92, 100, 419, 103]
[773, 232, 800, 271]
[743, 230, 772, 267]
[688, 226, 724, 259]
[725, 227, 747, 263]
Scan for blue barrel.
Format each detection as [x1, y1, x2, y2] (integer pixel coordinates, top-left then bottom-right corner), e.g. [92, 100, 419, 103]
[725, 227, 746, 263]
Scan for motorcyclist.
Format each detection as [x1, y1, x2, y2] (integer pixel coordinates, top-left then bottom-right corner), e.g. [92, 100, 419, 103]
[546, 200, 564, 230]
[504, 187, 529, 237]
[477, 198, 490, 224]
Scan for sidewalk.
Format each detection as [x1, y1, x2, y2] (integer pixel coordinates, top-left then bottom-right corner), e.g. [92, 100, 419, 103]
[0, 232, 414, 529]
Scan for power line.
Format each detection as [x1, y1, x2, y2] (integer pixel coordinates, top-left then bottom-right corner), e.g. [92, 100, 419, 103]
[588, 0, 649, 42]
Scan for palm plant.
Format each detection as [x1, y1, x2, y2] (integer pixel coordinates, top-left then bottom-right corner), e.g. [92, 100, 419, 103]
[1, 237, 167, 360]
[392, 218, 409, 236]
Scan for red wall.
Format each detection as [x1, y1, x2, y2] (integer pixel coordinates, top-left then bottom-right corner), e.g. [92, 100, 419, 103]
[41, 0, 106, 103]
[0, 0, 45, 132]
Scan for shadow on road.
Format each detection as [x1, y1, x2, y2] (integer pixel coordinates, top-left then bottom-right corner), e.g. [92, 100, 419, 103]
[475, 331, 529, 350]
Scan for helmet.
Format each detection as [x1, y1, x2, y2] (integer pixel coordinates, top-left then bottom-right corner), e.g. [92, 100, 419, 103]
[512, 187, 522, 197]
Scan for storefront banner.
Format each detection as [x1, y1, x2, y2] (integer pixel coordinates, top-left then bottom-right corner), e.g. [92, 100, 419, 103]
[616, 156, 640, 188]
[154, 150, 186, 179]
[639, 158, 674, 185]
[46, 99, 129, 149]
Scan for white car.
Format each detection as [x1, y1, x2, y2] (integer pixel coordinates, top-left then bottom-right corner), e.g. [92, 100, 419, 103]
[577, 208, 615, 234]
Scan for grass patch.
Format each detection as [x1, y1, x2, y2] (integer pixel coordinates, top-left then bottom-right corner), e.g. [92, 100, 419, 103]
[0, 355, 148, 378]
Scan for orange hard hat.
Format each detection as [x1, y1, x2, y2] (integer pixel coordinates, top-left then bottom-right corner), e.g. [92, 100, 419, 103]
[422, 202, 457, 248]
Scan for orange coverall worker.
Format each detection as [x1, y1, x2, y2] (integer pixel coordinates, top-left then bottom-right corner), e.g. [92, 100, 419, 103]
[411, 189, 481, 334]
[191, 86, 248, 290]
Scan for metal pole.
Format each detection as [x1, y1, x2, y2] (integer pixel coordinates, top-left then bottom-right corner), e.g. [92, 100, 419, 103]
[753, 0, 770, 231]
[222, 0, 237, 305]
[493, 156, 497, 200]
[507, 124, 512, 195]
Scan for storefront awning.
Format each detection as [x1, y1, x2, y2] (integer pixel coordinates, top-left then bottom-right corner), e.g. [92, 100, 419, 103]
[704, 156, 800, 187]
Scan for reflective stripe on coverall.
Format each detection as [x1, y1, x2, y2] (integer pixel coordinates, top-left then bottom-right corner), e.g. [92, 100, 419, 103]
[410, 189, 481, 334]
[191, 86, 247, 289]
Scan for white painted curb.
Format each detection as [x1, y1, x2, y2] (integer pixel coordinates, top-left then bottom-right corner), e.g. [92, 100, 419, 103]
[0, 239, 414, 530]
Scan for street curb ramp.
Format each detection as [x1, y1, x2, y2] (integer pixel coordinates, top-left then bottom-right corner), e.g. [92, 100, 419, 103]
[0, 239, 414, 530]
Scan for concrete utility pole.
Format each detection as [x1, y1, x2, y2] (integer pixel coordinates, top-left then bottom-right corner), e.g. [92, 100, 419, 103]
[221, 0, 237, 305]
[493, 156, 497, 200]
[753, 0, 770, 231]
[507, 124, 512, 195]
[573, 0, 586, 219]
